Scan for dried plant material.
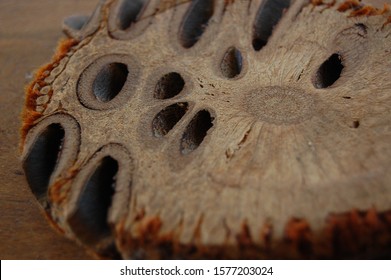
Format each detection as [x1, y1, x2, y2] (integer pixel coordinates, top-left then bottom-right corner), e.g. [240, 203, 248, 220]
[21, 0, 391, 259]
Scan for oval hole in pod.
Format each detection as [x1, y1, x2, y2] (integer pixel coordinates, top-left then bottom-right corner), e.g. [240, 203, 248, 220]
[67, 156, 119, 251]
[314, 53, 344, 88]
[117, 0, 149, 30]
[220, 47, 243, 79]
[152, 103, 189, 137]
[179, 0, 215, 48]
[93, 62, 129, 102]
[23, 124, 65, 203]
[180, 110, 214, 155]
[252, 0, 291, 51]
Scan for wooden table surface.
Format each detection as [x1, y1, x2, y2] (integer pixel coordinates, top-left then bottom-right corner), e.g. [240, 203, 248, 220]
[0, 0, 99, 260]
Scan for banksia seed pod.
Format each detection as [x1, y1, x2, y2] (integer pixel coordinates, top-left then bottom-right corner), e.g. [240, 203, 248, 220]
[21, 0, 391, 259]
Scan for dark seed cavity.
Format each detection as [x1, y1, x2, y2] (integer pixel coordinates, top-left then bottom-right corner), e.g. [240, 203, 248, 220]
[117, 0, 148, 30]
[179, 0, 215, 48]
[23, 124, 65, 203]
[153, 103, 189, 137]
[314, 53, 344, 89]
[220, 47, 243, 78]
[352, 120, 360, 128]
[154, 72, 185, 99]
[93, 62, 128, 102]
[252, 0, 291, 51]
[180, 110, 213, 155]
[64, 15, 90, 31]
[68, 157, 118, 246]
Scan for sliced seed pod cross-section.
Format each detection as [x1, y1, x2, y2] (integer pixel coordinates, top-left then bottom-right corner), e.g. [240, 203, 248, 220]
[21, 0, 391, 259]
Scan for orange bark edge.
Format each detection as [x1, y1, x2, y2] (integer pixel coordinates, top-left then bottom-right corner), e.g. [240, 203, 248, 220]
[20, 38, 78, 149]
[311, 0, 390, 19]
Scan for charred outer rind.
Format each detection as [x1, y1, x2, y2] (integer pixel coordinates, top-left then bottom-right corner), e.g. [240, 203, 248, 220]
[114, 209, 391, 259]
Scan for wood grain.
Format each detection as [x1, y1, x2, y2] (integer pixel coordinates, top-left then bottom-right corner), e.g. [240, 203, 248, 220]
[0, 0, 98, 260]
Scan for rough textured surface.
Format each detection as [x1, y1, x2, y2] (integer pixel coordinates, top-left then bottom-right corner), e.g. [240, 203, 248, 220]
[17, 0, 391, 259]
[0, 0, 96, 260]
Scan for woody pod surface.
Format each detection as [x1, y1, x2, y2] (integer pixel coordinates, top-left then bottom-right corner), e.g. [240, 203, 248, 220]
[21, 0, 391, 259]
